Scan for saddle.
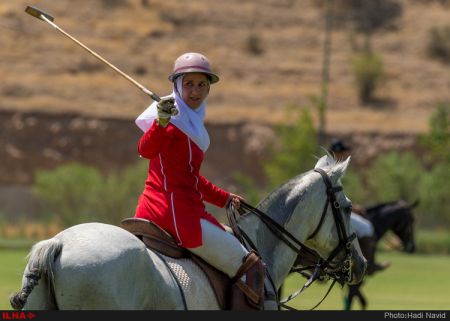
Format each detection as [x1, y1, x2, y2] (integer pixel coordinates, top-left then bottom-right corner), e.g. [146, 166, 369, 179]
[121, 218, 264, 310]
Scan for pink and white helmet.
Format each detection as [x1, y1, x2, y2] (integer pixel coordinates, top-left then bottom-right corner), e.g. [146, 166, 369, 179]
[168, 52, 219, 84]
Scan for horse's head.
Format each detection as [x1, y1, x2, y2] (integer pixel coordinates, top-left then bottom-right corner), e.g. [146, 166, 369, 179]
[366, 199, 417, 253]
[239, 154, 367, 292]
[389, 200, 417, 253]
[295, 155, 366, 285]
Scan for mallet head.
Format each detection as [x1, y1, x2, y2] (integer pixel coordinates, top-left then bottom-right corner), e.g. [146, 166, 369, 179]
[25, 6, 54, 22]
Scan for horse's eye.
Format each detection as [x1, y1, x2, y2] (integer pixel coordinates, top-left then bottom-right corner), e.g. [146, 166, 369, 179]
[345, 205, 352, 215]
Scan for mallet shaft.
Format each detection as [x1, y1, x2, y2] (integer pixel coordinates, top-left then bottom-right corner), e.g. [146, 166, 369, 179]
[25, 6, 161, 102]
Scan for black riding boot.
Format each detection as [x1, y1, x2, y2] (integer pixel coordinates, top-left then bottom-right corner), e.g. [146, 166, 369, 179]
[358, 236, 390, 275]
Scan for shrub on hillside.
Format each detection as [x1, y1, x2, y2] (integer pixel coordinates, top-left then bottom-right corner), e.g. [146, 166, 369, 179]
[33, 161, 148, 227]
[33, 163, 104, 227]
[364, 151, 422, 203]
[361, 150, 450, 227]
[351, 52, 384, 103]
[101, 0, 129, 8]
[246, 34, 264, 55]
[333, 0, 403, 32]
[427, 25, 450, 64]
[416, 230, 450, 254]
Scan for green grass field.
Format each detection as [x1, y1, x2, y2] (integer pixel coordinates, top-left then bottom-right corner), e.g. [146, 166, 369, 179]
[0, 249, 29, 310]
[1, 250, 449, 310]
[282, 252, 450, 310]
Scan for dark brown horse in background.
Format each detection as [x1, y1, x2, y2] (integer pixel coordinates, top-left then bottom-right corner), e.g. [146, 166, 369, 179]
[344, 199, 418, 310]
[285, 199, 418, 310]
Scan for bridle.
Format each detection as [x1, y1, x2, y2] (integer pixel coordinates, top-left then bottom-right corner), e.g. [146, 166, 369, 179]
[303, 168, 356, 283]
[226, 168, 357, 310]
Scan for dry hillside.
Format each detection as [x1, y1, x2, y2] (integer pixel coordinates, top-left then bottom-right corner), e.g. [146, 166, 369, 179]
[1, 0, 449, 133]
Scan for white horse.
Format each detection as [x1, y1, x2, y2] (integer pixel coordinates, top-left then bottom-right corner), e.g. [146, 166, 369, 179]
[11, 155, 366, 310]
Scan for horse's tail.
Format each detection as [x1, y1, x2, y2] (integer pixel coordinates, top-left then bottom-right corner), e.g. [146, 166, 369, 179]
[10, 238, 63, 310]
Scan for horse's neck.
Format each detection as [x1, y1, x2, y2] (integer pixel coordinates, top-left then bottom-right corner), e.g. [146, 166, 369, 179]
[238, 213, 299, 291]
[238, 175, 323, 290]
[369, 206, 395, 240]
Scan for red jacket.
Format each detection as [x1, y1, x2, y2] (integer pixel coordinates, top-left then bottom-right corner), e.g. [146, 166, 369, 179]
[135, 120, 229, 248]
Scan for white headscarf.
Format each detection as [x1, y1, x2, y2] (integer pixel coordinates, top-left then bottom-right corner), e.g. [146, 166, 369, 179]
[135, 76, 210, 152]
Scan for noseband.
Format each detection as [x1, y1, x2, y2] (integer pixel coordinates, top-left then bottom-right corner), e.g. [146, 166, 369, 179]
[226, 168, 356, 310]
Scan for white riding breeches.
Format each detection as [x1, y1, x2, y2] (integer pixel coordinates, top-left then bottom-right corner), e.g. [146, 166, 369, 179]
[188, 219, 248, 278]
[350, 213, 374, 238]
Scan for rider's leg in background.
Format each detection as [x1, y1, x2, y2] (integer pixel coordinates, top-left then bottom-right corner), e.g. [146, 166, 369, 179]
[351, 213, 390, 275]
[358, 236, 390, 275]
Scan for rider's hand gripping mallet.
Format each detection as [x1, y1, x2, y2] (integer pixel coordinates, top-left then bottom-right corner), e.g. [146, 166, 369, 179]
[25, 6, 178, 116]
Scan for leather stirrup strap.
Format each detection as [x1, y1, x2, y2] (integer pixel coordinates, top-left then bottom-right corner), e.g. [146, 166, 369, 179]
[235, 280, 260, 305]
[232, 250, 260, 282]
[231, 250, 265, 306]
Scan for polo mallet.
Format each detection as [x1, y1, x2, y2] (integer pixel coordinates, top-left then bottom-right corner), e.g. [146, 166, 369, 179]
[25, 6, 178, 115]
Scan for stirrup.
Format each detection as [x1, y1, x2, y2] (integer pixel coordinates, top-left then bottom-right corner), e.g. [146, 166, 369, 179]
[231, 250, 265, 308]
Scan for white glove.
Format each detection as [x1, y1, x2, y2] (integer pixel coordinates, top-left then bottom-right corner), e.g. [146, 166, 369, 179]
[157, 97, 178, 119]
[156, 97, 178, 127]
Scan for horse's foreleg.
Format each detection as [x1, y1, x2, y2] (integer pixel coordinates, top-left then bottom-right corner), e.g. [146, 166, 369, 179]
[355, 287, 367, 310]
[344, 285, 357, 310]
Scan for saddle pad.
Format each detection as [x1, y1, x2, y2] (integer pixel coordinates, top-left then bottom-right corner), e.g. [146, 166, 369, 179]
[160, 254, 220, 310]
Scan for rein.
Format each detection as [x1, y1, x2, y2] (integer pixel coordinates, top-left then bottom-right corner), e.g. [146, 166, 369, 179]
[226, 168, 356, 310]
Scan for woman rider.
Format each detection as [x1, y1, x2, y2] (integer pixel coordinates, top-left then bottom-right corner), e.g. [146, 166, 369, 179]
[134, 52, 265, 308]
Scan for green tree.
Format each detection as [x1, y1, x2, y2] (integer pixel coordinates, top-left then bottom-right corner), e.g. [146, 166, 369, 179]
[418, 103, 450, 226]
[231, 107, 320, 205]
[365, 151, 423, 203]
[340, 170, 367, 205]
[93, 160, 148, 224]
[420, 103, 450, 164]
[264, 109, 319, 189]
[419, 162, 450, 227]
[351, 52, 383, 103]
[232, 172, 262, 206]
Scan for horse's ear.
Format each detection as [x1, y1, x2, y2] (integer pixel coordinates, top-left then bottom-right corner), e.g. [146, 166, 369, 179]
[314, 154, 335, 169]
[409, 199, 420, 208]
[332, 156, 351, 179]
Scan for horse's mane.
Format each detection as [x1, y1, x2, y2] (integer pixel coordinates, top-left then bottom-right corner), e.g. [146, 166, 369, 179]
[366, 200, 404, 215]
